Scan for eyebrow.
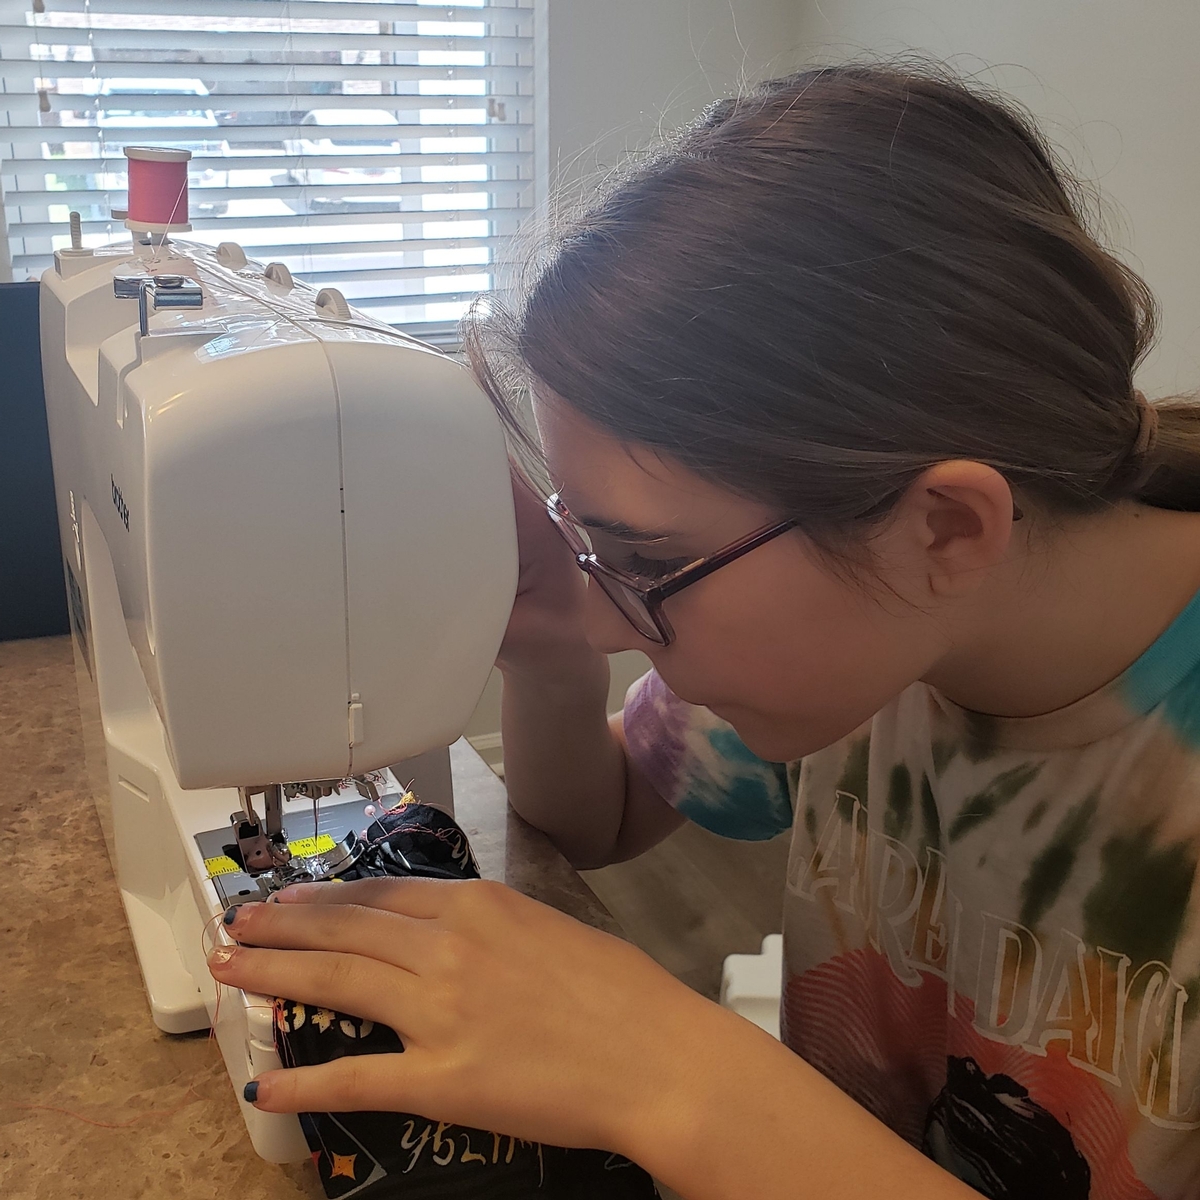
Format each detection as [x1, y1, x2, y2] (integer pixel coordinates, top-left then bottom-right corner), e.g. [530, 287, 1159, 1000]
[572, 513, 677, 543]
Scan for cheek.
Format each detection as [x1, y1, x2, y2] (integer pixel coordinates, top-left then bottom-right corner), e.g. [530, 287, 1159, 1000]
[655, 552, 940, 757]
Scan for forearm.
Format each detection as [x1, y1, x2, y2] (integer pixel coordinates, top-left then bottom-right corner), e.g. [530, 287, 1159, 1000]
[499, 642, 628, 868]
[625, 1000, 978, 1200]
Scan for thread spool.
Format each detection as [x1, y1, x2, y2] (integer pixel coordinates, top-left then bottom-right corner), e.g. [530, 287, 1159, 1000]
[123, 145, 192, 234]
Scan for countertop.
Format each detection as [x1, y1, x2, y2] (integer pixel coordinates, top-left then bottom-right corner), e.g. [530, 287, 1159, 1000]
[0, 634, 620, 1200]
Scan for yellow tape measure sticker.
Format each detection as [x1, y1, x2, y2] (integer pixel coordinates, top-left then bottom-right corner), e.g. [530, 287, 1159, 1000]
[204, 834, 337, 880]
[287, 833, 337, 859]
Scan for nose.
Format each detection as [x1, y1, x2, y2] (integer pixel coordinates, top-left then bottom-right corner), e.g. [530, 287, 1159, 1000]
[582, 576, 651, 656]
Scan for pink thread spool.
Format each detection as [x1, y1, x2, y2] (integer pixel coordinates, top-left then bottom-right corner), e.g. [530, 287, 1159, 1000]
[123, 145, 192, 233]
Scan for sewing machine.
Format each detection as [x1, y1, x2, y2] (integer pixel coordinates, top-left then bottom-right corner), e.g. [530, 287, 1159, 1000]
[40, 214, 517, 1160]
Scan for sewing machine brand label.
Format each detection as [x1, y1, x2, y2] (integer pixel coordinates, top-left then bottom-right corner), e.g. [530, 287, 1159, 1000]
[110, 474, 129, 531]
[64, 559, 91, 679]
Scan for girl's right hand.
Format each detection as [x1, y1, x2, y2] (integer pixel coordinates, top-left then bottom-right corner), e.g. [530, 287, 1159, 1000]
[495, 474, 592, 677]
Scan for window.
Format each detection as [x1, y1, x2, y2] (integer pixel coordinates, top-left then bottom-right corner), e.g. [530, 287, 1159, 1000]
[0, 0, 534, 337]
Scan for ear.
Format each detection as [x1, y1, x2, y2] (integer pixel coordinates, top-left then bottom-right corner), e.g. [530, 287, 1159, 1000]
[896, 461, 1019, 598]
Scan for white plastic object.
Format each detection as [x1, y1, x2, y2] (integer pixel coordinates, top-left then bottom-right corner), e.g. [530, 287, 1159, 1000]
[124, 145, 191, 163]
[41, 235, 517, 788]
[263, 260, 293, 289]
[315, 286, 351, 319]
[720, 934, 783, 1040]
[56, 211, 95, 271]
[40, 233, 515, 1163]
[216, 241, 248, 270]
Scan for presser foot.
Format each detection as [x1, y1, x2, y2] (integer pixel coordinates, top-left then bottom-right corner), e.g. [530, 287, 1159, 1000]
[218, 775, 386, 906]
[225, 829, 368, 904]
[231, 784, 292, 875]
[268, 829, 367, 888]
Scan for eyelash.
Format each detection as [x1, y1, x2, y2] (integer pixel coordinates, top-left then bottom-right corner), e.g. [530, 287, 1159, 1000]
[621, 551, 696, 581]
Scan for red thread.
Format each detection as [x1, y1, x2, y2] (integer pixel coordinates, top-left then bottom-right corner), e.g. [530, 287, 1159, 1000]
[124, 146, 190, 228]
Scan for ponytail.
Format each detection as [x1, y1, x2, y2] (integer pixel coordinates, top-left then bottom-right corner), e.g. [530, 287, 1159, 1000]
[1134, 400, 1200, 512]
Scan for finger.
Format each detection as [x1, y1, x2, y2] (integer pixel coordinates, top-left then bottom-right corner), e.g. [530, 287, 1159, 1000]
[276, 876, 469, 920]
[243, 1054, 427, 1115]
[207, 944, 424, 1034]
[223, 900, 434, 974]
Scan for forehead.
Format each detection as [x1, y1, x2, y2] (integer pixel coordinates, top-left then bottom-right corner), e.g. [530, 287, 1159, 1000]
[532, 392, 769, 533]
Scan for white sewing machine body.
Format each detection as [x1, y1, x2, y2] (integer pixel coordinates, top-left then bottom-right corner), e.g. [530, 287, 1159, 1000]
[40, 235, 517, 1161]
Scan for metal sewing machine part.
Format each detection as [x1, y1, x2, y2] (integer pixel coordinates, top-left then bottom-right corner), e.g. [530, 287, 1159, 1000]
[40, 149, 518, 1163]
[229, 776, 382, 888]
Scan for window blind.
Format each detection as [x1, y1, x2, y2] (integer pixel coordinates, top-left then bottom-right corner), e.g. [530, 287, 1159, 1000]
[0, 0, 534, 337]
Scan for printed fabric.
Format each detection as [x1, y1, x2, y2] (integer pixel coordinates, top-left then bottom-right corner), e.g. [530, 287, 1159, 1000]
[272, 800, 659, 1200]
[623, 587, 1200, 1199]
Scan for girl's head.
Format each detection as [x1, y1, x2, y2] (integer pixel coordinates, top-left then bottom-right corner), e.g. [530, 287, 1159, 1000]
[467, 63, 1200, 758]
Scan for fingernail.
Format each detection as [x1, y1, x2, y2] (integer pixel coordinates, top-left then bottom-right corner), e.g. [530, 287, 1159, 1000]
[222, 906, 239, 925]
[208, 945, 236, 967]
[243, 1081, 259, 1104]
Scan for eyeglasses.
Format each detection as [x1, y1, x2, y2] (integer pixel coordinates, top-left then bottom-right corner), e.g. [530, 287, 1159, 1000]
[546, 492, 798, 646]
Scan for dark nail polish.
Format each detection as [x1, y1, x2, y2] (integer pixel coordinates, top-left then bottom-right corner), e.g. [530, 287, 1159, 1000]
[244, 1081, 259, 1103]
[223, 907, 238, 925]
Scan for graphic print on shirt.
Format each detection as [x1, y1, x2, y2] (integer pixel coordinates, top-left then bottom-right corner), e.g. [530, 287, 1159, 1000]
[784, 753, 1200, 1200]
[923, 1055, 1091, 1199]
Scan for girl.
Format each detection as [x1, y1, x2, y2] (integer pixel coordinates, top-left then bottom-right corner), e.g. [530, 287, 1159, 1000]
[210, 64, 1200, 1198]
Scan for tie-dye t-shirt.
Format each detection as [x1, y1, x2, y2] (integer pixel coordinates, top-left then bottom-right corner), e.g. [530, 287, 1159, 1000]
[623, 588, 1200, 1200]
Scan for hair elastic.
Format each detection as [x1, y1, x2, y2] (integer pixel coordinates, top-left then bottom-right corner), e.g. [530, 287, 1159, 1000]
[1133, 390, 1159, 459]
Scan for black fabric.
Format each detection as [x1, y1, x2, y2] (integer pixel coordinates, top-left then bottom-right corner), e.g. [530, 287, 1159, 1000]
[272, 800, 660, 1199]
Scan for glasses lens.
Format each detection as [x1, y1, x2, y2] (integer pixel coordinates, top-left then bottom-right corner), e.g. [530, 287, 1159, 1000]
[590, 572, 667, 643]
[547, 495, 668, 643]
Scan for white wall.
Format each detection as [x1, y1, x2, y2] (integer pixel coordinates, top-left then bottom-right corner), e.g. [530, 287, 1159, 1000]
[791, 0, 1200, 397]
[540, 0, 799, 195]
[466, 0, 800, 764]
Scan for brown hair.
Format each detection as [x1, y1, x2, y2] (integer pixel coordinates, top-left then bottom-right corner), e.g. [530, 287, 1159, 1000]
[465, 63, 1200, 542]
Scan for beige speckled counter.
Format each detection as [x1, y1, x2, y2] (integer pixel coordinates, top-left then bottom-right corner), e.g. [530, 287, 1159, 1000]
[0, 635, 619, 1200]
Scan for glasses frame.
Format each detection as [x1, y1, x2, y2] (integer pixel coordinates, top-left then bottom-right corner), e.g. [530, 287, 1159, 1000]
[546, 492, 798, 646]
